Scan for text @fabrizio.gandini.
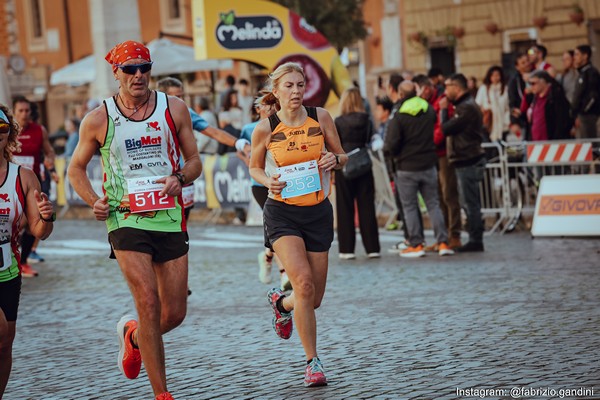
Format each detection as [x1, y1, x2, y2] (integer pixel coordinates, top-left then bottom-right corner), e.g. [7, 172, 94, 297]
[456, 386, 594, 399]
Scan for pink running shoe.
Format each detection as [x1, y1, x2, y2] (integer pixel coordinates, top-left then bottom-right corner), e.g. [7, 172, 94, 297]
[267, 288, 293, 339]
[155, 392, 174, 400]
[304, 358, 327, 387]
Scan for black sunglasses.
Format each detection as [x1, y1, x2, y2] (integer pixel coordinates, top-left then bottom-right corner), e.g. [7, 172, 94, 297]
[117, 62, 153, 75]
[0, 122, 10, 134]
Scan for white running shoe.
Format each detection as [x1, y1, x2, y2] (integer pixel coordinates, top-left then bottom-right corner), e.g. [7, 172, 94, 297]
[280, 271, 292, 291]
[258, 251, 272, 284]
[339, 253, 356, 260]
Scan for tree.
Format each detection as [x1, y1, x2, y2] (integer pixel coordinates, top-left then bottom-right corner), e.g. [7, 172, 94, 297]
[271, 0, 368, 53]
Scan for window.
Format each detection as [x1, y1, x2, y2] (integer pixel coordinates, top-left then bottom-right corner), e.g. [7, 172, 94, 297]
[25, 0, 46, 51]
[30, 0, 43, 38]
[161, 0, 185, 34]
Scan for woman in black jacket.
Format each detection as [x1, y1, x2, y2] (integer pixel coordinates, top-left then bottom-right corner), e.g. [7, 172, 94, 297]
[334, 88, 380, 259]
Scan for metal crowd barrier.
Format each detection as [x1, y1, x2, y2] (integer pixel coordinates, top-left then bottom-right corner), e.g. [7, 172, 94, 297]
[481, 138, 600, 234]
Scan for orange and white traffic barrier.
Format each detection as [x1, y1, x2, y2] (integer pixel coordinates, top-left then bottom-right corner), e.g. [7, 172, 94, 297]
[526, 142, 593, 163]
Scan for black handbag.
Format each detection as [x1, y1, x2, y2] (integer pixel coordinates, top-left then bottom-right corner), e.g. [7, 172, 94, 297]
[342, 147, 372, 179]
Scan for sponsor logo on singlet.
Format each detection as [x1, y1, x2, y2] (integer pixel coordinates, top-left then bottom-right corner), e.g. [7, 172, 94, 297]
[146, 121, 161, 132]
[0, 194, 9, 202]
[125, 135, 162, 151]
[130, 163, 143, 171]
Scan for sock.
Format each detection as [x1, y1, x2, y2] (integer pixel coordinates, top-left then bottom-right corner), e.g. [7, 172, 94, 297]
[276, 295, 289, 314]
[128, 327, 139, 349]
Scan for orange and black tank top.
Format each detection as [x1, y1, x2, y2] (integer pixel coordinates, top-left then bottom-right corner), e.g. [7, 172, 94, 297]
[265, 107, 331, 206]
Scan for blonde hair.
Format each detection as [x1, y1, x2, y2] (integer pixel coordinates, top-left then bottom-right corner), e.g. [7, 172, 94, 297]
[259, 62, 305, 108]
[339, 87, 365, 115]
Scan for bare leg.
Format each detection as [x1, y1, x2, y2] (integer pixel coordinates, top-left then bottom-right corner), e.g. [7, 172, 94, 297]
[115, 251, 188, 396]
[272, 236, 328, 361]
[0, 310, 16, 398]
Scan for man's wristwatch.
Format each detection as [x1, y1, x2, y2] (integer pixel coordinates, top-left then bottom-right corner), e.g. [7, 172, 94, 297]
[40, 212, 56, 222]
[172, 172, 185, 186]
[334, 154, 340, 165]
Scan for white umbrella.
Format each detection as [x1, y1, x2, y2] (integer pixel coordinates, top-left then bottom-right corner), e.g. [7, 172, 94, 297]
[146, 38, 233, 75]
[50, 38, 233, 86]
[50, 55, 95, 86]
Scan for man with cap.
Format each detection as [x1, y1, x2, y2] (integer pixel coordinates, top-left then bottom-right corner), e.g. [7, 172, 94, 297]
[68, 41, 202, 400]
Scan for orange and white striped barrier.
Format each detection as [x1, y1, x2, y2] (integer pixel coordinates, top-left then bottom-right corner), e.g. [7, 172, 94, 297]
[527, 142, 593, 163]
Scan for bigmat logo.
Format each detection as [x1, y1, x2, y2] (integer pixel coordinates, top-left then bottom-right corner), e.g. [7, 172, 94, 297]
[539, 194, 600, 215]
[125, 136, 162, 151]
[216, 11, 283, 49]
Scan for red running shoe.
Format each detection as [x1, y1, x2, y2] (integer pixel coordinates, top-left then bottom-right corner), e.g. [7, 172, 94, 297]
[20, 263, 38, 278]
[116, 314, 142, 379]
[267, 288, 293, 339]
[155, 392, 174, 400]
[304, 358, 327, 387]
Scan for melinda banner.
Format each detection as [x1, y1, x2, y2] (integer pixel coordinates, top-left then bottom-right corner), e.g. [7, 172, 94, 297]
[192, 0, 353, 108]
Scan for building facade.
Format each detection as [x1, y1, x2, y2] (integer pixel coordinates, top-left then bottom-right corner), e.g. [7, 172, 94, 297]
[361, 0, 600, 105]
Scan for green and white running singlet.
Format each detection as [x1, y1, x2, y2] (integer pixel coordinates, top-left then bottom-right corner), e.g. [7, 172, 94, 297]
[101, 91, 186, 233]
[0, 163, 26, 282]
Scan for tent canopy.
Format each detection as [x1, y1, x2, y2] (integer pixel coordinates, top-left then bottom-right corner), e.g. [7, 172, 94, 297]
[50, 38, 233, 86]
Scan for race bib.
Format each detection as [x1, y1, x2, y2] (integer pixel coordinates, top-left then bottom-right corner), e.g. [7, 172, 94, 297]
[126, 176, 175, 213]
[182, 183, 195, 208]
[13, 156, 35, 171]
[277, 160, 321, 199]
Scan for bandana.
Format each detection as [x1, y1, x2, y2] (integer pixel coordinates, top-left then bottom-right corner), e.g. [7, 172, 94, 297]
[0, 109, 8, 123]
[105, 40, 152, 73]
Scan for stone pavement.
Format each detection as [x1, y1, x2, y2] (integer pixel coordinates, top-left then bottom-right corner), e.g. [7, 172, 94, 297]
[5, 220, 600, 400]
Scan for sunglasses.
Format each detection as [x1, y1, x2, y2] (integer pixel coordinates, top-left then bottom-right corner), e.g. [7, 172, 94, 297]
[0, 123, 10, 134]
[116, 62, 153, 75]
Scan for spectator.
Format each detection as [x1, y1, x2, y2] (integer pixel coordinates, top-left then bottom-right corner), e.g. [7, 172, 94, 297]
[64, 117, 80, 157]
[560, 50, 578, 107]
[196, 97, 219, 153]
[374, 95, 393, 140]
[218, 74, 236, 110]
[413, 74, 462, 250]
[428, 67, 445, 95]
[385, 73, 425, 251]
[476, 65, 510, 142]
[440, 74, 487, 252]
[528, 44, 556, 77]
[237, 78, 254, 126]
[219, 90, 244, 131]
[572, 44, 600, 139]
[467, 76, 478, 98]
[508, 52, 533, 140]
[384, 81, 454, 258]
[527, 70, 573, 141]
[334, 88, 380, 259]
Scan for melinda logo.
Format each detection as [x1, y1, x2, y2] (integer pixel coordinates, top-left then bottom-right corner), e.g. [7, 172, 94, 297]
[216, 11, 283, 49]
[125, 136, 162, 151]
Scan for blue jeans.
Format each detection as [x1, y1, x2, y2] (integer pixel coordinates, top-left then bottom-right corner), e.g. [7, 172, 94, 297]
[395, 166, 449, 247]
[455, 157, 486, 243]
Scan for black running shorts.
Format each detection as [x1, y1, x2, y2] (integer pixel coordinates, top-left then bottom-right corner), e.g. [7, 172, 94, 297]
[263, 198, 334, 253]
[0, 275, 22, 321]
[252, 186, 269, 209]
[108, 228, 189, 263]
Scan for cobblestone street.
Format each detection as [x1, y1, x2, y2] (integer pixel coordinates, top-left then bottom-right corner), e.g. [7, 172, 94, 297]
[5, 220, 600, 399]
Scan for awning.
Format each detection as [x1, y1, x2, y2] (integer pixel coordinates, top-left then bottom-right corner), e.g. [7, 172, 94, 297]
[50, 38, 234, 86]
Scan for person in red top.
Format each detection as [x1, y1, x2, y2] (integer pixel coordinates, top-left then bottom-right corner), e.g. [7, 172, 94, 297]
[524, 70, 572, 142]
[528, 44, 557, 78]
[12, 96, 57, 278]
[413, 75, 462, 249]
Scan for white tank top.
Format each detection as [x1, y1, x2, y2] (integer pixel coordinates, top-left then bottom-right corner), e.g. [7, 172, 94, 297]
[101, 91, 185, 233]
[0, 162, 25, 281]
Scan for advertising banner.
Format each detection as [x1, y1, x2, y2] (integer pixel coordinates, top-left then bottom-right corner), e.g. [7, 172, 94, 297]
[192, 0, 353, 108]
[60, 154, 252, 210]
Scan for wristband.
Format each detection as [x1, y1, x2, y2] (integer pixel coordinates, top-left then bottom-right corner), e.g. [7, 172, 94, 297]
[172, 172, 185, 185]
[235, 138, 250, 152]
[40, 212, 56, 222]
[334, 154, 340, 165]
